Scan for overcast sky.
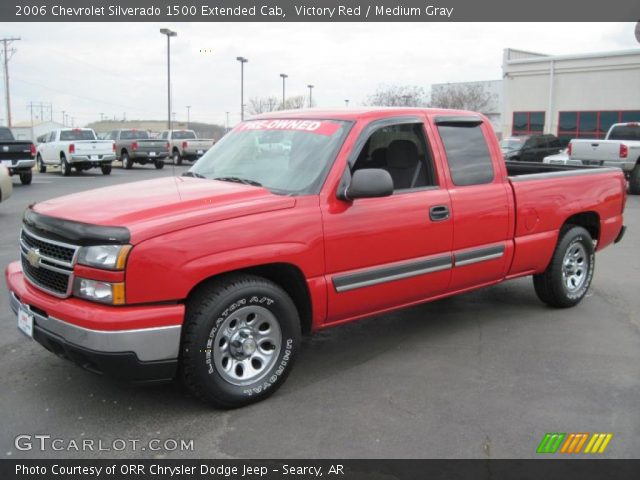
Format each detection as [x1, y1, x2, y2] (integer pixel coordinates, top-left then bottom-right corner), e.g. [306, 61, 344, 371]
[0, 22, 638, 127]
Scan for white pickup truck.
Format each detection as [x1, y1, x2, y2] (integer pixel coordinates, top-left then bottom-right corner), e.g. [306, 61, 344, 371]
[568, 122, 640, 194]
[160, 129, 214, 165]
[36, 128, 116, 176]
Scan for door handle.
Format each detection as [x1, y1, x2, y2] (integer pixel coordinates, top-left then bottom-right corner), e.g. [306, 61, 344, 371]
[429, 205, 450, 221]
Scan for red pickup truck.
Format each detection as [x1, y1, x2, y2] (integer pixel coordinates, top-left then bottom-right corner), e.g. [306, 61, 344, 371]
[5, 108, 627, 408]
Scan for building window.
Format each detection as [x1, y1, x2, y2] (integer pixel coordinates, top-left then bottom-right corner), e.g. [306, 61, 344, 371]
[512, 111, 545, 136]
[557, 110, 640, 142]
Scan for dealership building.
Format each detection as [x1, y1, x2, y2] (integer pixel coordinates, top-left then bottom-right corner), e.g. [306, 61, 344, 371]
[502, 48, 640, 142]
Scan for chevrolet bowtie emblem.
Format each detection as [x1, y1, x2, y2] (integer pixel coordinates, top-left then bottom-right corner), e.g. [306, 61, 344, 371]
[26, 248, 41, 268]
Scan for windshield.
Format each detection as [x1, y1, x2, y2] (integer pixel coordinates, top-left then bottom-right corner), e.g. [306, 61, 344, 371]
[608, 125, 640, 141]
[172, 130, 197, 140]
[500, 138, 524, 151]
[60, 130, 96, 141]
[120, 130, 149, 140]
[189, 119, 350, 195]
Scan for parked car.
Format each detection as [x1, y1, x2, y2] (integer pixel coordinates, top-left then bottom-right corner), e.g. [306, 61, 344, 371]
[568, 122, 640, 194]
[6, 108, 626, 408]
[0, 165, 12, 202]
[161, 129, 214, 165]
[110, 129, 169, 170]
[36, 128, 116, 176]
[500, 134, 563, 162]
[0, 127, 36, 185]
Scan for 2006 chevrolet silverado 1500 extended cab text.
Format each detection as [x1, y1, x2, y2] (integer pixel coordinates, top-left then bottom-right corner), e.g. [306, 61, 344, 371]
[5, 108, 627, 407]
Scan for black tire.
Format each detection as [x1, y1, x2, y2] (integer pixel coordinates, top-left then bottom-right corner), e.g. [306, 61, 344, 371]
[173, 150, 182, 166]
[36, 154, 46, 173]
[122, 151, 133, 170]
[629, 163, 640, 195]
[61, 155, 71, 176]
[533, 225, 595, 308]
[19, 171, 32, 185]
[155, 159, 164, 170]
[180, 274, 301, 408]
[100, 164, 112, 175]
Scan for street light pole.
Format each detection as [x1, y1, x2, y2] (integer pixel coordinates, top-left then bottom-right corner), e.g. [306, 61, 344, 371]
[186, 105, 191, 128]
[236, 56, 248, 121]
[280, 73, 288, 109]
[345, 99, 349, 107]
[225, 111, 230, 132]
[160, 28, 177, 131]
[307, 84, 314, 108]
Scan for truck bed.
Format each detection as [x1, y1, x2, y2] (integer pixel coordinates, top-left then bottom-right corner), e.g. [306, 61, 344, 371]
[504, 160, 602, 177]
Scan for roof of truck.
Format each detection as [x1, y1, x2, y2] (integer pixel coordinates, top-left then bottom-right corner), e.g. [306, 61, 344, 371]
[252, 107, 481, 121]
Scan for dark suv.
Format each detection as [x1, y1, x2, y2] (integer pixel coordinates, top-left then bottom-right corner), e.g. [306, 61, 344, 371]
[500, 134, 562, 162]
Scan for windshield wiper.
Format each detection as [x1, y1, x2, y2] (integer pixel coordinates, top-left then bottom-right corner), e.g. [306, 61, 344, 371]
[182, 171, 206, 178]
[213, 176, 262, 187]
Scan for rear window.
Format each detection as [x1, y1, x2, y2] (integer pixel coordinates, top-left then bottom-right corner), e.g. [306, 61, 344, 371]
[60, 130, 96, 141]
[172, 131, 197, 140]
[608, 124, 640, 141]
[437, 123, 494, 186]
[0, 127, 15, 141]
[120, 130, 149, 140]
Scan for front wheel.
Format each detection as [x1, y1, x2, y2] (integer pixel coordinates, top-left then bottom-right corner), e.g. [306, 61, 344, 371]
[100, 164, 112, 175]
[533, 226, 595, 308]
[19, 171, 32, 185]
[180, 274, 301, 408]
[629, 163, 640, 195]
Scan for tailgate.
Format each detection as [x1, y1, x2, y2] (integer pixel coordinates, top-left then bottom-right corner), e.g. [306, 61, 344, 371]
[571, 140, 621, 162]
[136, 140, 169, 152]
[74, 141, 114, 155]
[0, 143, 33, 164]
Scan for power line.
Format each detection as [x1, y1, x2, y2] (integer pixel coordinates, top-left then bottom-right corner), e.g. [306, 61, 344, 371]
[0, 36, 21, 127]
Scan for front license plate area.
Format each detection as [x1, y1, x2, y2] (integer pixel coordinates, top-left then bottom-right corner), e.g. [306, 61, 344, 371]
[18, 306, 34, 338]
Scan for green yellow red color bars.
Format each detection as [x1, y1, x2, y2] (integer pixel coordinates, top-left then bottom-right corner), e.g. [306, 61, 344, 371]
[536, 433, 613, 454]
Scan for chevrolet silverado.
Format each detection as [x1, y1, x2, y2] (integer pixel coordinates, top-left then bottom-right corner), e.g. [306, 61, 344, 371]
[5, 108, 627, 408]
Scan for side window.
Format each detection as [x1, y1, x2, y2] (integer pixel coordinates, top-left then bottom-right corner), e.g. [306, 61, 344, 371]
[160, 131, 168, 140]
[111, 131, 118, 140]
[351, 123, 436, 191]
[48, 131, 56, 143]
[437, 123, 494, 186]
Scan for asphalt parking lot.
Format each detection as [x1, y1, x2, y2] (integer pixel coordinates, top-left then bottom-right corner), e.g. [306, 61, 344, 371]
[0, 164, 638, 459]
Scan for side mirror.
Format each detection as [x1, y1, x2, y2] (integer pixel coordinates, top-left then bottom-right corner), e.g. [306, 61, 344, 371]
[344, 169, 394, 200]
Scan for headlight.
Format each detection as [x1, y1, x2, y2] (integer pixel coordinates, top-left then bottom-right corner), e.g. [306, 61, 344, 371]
[77, 245, 132, 270]
[73, 278, 125, 305]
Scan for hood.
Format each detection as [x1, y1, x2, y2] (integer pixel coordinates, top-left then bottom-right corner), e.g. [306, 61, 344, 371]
[32, 177, 296, 243]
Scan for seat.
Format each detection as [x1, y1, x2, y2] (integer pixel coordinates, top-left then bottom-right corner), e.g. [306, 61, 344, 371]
[387, 140, 421, 189]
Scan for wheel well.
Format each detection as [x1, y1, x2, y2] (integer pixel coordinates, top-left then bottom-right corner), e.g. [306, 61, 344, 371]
[563, 211, 600, 242]
[59, 152, 65, 159]
[121, 148, 128, 156]
[172, 147, 180, 154]
[187, 263, 313, 334]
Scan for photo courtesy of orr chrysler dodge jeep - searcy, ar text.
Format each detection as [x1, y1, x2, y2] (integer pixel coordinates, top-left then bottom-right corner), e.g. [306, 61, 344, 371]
[5, 108, 627, 407]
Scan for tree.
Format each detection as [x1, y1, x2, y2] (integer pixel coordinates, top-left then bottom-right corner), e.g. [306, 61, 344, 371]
[247, 96, 280, 115]
[429, 83, 496, 113]
[283, 95, 306, 110]
[364, 85, 427, 107]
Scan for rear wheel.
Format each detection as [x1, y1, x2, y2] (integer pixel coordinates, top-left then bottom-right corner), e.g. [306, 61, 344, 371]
[61, 155, 71, 176]
[533, 225, 595, 308]
[173, 150, 182, 166]
[19, 171, 32, 185]
[629, 163, 640, 195]
[154, 159, 164, 170]
[100, 163, 112, 175]
[36, 154, 46, 173]
[180, 274, 301, 408]
[122, 151, 133, 170]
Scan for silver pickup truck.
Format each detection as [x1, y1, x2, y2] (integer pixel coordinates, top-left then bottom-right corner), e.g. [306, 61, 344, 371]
[161, 129, 214, 165]
[569, 122, 640, 194]
[110, 129, 169, 170]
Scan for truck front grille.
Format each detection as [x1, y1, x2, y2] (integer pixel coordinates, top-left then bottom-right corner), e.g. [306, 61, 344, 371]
[19, 228, 78, 298]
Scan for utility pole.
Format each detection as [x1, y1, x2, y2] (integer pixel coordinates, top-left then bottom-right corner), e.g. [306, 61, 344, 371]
[62, 110, 66, 125]
[236, 57, 248, 121]
[160, 28, 177, 131]
[225, 111, 229, 132]
[0, 37, 20, 128]
[307, 84, 314, 108]
[345, 99, 350, 107]
[28, 102, 34, 140]
[280, 73, 288, 109]
[186, 105, 191, 128]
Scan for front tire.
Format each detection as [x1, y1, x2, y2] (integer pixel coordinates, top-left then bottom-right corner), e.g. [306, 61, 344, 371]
[533, 226, 595, 308]
[629, 163, 640, 195]
[19, 171, 32, 185]
[180, 274, 301, 408]
[100, 164, 112, 175]
[37, 154, 46, 173]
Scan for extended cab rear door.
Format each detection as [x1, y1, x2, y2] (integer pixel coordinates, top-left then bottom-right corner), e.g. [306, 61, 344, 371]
[322, 116, 453, 323]
[430, 115, 514, 291]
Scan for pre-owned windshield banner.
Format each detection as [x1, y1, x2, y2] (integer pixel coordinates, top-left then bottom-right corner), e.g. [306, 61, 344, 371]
[2, 0, 640, 21]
